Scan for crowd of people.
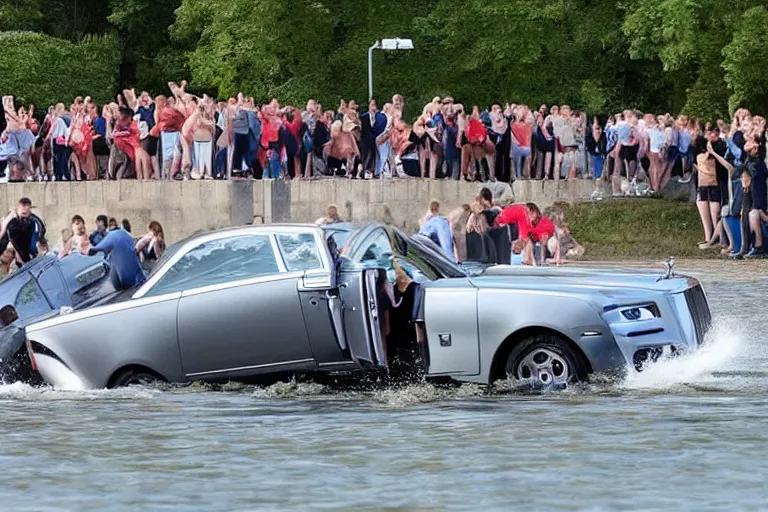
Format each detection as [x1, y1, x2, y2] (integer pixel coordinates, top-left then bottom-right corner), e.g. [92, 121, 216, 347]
[319, 196, 578, 266]
[682, 108, 768, 259]
[0, 196, 165, 286]
[2, 83, 766, 222]
[0, 87, 595, 183]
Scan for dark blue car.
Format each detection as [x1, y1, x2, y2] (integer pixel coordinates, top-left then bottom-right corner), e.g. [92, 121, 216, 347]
[0, 253, 117, 322]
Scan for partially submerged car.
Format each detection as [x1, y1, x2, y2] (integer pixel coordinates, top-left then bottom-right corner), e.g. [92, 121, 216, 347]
[0, 252, 117, 382]
[11, 223, 711, 389]
[0, 252, 116, 322]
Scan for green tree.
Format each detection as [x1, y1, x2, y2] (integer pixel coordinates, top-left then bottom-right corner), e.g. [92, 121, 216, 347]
[0, 31, 120, 107]
[172, 0, 335, 103]
[108, 0, 183, 93]
[723, 6, 768, 113]
[0, 0, 43, 31]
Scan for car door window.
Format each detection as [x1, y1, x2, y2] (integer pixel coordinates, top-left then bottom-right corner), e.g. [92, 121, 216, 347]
[37, 267, 70, 309]
[276, 233, 323, 272]
[358, 230, 396, 281]
[359, 231, 393, 266]
[147, 235, 280, 297]
[15, 278, 52, 321]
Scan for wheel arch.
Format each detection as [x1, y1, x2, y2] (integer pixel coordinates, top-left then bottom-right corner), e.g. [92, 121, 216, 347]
[488, 326, 593, 384]
[107, 364, 166, 388]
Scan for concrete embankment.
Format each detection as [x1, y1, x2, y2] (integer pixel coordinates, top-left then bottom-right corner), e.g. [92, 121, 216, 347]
[0, 179, 597, 242]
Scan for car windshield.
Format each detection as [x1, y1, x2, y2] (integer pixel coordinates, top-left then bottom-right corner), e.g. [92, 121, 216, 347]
[392, 229, 466, 280]
[146, 240, 184, 280]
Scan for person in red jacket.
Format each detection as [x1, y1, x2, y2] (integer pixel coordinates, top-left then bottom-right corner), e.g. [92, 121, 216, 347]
[496, 202, 548, 265]
[529, 215, 562, 265]
[496, 202, 540, 240]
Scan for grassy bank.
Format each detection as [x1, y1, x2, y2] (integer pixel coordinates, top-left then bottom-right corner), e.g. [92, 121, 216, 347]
[562, 198, 717, 261]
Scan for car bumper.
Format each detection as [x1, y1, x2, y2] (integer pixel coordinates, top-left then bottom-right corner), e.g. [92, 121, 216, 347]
[586, 287, 710, 373]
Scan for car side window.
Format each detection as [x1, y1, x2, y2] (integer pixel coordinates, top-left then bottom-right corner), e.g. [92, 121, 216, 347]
[146, 235, 280, 297]
[276, 233, 323, 272]
[15, 278, 52, 321]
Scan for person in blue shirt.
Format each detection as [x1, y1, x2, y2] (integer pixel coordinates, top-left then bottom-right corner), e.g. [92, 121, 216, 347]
[417, 201, 456, 261]
[87, 228, 145, 289]
[89, 214, 108, 247]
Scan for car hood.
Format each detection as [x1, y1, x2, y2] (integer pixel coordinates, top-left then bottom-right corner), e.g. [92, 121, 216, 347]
[470, 265, 697, 297]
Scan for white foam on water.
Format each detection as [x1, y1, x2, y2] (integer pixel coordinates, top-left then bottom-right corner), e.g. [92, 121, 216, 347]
[0, 380, 161, 400]
[621, 319, 744, 390]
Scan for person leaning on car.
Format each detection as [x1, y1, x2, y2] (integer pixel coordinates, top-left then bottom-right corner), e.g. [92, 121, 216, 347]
[87, 227, 146, 290]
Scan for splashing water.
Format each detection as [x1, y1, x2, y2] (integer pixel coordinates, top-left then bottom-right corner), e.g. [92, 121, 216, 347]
[621, 319, 744, 390]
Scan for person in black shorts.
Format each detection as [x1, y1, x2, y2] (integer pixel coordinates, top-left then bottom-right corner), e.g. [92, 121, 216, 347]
[0, 197, 47, 266]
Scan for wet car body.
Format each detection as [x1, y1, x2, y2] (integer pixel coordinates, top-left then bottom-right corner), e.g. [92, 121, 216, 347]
[17, 223, 712, 389]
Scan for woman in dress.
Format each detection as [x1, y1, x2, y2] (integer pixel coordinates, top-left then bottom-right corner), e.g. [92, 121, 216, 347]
[68, 99, 98, 180]
[112, 106, 150, 180]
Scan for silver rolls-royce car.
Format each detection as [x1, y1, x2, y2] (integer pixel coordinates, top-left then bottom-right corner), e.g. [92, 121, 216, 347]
[17, 223, 711, 389]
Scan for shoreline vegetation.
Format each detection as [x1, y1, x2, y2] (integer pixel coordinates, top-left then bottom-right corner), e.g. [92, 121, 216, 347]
[4, 2, 768, 120]
[561, 199, 723, 261]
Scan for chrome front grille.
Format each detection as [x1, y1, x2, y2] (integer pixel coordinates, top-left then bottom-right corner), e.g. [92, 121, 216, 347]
[684, 285, 712, 345]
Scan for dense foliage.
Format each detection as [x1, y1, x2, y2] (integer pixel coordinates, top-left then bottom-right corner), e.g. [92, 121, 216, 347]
[4, 0, 768, 120]
[0, 31, 120, 107]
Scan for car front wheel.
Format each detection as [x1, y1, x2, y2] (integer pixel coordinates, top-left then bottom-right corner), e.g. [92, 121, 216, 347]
[110, 368, 161, 388]
[504, 334, 588, 389]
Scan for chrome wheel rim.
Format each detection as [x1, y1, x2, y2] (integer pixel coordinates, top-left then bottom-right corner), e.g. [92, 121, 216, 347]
[516, 348, 571, 388]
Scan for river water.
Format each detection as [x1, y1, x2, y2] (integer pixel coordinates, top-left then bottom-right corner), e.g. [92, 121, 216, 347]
[0, 261, 766, 511]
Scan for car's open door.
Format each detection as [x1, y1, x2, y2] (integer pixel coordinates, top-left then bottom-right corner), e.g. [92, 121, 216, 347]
[337, 267, 388, 369]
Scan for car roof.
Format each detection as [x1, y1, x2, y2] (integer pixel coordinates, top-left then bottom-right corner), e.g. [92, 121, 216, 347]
[171, 222, 369, 249]
[167, 223, 323, 248]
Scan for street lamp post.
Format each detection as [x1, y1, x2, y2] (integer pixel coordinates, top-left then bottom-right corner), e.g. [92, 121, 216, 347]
[367, 37, 414, 101]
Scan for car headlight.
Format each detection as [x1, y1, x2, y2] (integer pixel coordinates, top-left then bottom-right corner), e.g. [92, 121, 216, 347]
[620, 304, 661, 321]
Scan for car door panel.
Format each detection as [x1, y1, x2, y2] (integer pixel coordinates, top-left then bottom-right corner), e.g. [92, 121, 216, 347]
[338, 268, 387, 369]
[422, 287, 480, 375]
[177, 275, 315, 378]
[297, 288, 352, 367]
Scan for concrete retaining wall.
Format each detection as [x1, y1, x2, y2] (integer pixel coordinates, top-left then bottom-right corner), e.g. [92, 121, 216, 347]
[0, 179, 596, 243]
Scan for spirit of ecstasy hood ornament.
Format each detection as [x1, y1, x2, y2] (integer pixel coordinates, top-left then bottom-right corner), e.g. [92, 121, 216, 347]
[657, 257, 676, 281]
